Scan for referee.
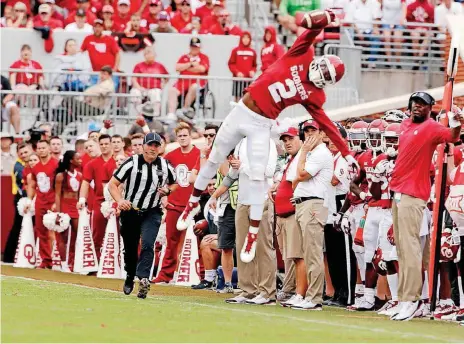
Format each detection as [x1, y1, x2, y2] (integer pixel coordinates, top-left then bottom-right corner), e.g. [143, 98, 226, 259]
[108, 132, 176, 299]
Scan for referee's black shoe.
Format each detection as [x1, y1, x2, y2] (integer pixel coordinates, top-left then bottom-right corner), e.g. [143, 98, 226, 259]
[123, 276, 134, 295]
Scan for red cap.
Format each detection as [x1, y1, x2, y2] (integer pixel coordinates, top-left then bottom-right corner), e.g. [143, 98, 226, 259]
[212, 0, 224, 7]
[93, 18, 104, 25]
[102, 5, 114, 13]
[303, 120, 319, 130]
[279, 127, 299, 139]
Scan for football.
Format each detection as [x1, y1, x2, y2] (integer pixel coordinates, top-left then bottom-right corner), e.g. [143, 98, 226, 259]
[304, 10, 332, 29]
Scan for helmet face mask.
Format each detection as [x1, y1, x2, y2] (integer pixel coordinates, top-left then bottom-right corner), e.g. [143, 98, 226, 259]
[348, 121, 368, 152]
[309, 55, 344, 89]
[381, 123, 401, 157]
[367, 131, 382, 152]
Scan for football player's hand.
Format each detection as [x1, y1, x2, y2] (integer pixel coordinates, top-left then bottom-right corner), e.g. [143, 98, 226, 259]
[136, 115, 146, 127]
[340, 215, 350, 234]
[345, 155, 360, 171]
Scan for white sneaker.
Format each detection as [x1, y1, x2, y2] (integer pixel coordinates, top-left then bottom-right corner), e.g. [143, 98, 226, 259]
[384, 302, 402, 317]
[347, 294, 364, 311]
[240, 232, 258, 263]
[378, 300, 399, 315]
[177, 202, 201, 231]
[246, 294, 276, 305]
[281, 294, 304, 308]
[353, 299, 375, 311]
[434, 300, 458, 320]
[413, 300, 431, 318]
[291, 298, 323, 311]
[391, 301, 419, 321]
[225, 294, 250, 304]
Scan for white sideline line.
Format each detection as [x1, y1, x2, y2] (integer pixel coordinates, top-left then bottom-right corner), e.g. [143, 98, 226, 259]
[2, 275, 460, 343]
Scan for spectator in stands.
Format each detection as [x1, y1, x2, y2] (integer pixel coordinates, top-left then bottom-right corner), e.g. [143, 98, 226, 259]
[167, 37, 210, 122]
[65, 8, 93, 32]
[33, 3, 64, 53]
[82, 65, 115, 109]
[0, 132, 15, 176]
[165, 0, 183, 17]
[51, 38, 91, 92]
[344, 0, 382, 65]
[171, 0, 192, 32]
[150, 10, 177, 32]
[1, 6, 13, 27]
[101, 5, 115, 32]
[278, 0, 319, 33]
[37, 0, 65, 25]
[209, 10, 241, 35]
[131, 133, 144, 154]
[142, 0, 162, 31]
[125, 13, 148, 33]
[130, 46, 169, 117]
[228, 31, 257, 102]
[260, 26, 285, 73]
[195, 0, 214, 21]
[9, 44, 44, 91]
[404, 0, 434, 69]
[81, 19, 120, 75]
[381, 0, 406, 68]
[64, 0, 96, 26]
[5, 2, 33, 28]
[435, 0, 462, 39]
[113, 0, 132, 32]
[200, 0, 222, 32]
[1, 76, 21, 135]
[38, 123, 52, 140]
[129, 103, 166, 136]
[179, 15, 205, 34]
[4, 0, 32, 18]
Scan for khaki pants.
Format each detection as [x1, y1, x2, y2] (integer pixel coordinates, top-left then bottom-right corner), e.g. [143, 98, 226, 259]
[295, 199, 328, 304]
[392, 194, 426, 302]
[235, 200, 276, 299]
[276, 214, 297, 294]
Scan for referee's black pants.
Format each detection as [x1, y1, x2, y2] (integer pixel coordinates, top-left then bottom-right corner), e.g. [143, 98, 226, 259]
[324, 194, 357, 305]
[120, 207, 162, 279]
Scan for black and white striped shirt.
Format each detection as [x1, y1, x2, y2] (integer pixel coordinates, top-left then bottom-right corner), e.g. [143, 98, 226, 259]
[114, 154, 176, 210]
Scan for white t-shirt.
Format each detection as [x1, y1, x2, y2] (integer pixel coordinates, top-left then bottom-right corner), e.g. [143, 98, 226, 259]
[65, 23, 93, 33]
[291, 143, 334, 200]
[435, 3, 462, 29]
[344, 0, 382, 30]
[333, 152, 350, 195]
[382, 0, 405, 25]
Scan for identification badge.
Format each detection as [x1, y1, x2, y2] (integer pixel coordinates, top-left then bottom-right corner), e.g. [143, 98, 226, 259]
[394, 192, 402, 203]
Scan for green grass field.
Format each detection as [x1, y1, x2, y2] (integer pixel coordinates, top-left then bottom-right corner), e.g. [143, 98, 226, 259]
[1, 266, 463, 343]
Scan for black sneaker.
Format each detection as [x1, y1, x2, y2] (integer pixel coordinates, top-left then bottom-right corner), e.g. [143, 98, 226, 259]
[123, 276, 134, 295]
[191, 280, 213, 290]
[137, 278, 150, 299]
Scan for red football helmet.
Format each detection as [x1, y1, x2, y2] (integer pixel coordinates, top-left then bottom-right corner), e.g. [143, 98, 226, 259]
[348, 121, 368, 152]
[309, 55, 345, 88]
[381, 123, 401, 157]
[387, 225, 395, 246]
[366, 119, 388, 153]
[440, 228, 461, 262]
[372, 248, 387, 276]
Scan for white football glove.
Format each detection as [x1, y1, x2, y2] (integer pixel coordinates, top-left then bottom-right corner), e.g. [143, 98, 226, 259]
[340, 214, 351, 234]
[345, 155, 360, 171]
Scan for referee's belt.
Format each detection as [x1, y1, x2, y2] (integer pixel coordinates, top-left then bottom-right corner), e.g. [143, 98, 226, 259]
[132, 206, 160, 213]
[292, 196, 323, 204]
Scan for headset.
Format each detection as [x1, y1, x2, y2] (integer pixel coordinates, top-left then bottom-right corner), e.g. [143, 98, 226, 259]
[408, 92, 436, 111]
[298, 121, 307, 141]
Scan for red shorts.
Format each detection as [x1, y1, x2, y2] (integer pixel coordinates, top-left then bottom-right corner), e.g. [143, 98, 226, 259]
[61, 198, 78, 219]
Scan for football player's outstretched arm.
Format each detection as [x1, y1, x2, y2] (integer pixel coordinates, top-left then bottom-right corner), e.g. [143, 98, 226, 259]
[286, 10, 336, 57]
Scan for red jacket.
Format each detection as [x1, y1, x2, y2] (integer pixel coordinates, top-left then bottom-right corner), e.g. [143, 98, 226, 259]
[260, 25, 285, 72]
[64, 9, 97, 26]
[209, 22, 241, 36]
[228, 31, 257, 78]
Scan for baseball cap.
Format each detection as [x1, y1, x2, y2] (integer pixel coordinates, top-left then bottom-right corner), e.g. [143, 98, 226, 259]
[43, 0, 55, 4]
[102, 4, 114, 13]
[150, 0, 161, 5]
[88, 122, 101, 132]
[39, 4, 51, 14]
[144, 132, 162, 146]
[212, 0, 224, 7]
[77, 0, 89, 3]
[13, 2, 27, 10]
[279, 127, 299, 139]
[93, 18, 103, 25]
[190, 37, 201, 47]
[118, 0, 130, 5]
[303, 120, 319, 130]
[157, 11, 169, 20]
[76, 8, 86, 16]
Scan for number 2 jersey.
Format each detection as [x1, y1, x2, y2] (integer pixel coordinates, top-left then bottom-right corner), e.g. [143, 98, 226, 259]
[246, 28, 349, 157]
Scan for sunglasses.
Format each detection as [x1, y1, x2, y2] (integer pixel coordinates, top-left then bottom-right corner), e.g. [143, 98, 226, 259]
[181, 2, 190, 6]
[15, 9, 26, 12]
[150, 3, 159, 6]
[40, 12, 49, 15]
[204, 133, 216, 138]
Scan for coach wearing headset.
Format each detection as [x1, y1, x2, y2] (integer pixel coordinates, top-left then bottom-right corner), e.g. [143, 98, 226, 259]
[389, 92, 463, 321]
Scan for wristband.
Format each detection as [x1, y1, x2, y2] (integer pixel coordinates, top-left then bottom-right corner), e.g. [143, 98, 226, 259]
[78, 197, 86, 205]
[359, 192, 366, 201]
[142, 124, 150, 133]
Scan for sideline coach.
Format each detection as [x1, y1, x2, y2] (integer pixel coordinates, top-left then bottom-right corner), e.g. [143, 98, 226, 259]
[389, 92, 462, 321]
[108, 133, 176, 299]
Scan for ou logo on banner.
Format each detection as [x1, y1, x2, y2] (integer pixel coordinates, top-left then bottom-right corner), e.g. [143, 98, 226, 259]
[175, 164, 190, 188]
[24, 244, 35, 265]
[268, 79, 297, 102]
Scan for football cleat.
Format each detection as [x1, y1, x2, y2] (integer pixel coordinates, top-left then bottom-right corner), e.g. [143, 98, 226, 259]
[377, 300, 399, 316]
[352, 299, 375, 311]
[191, 280, 213, 290]
[413, 300, 431, 318]
[177, 201, 201, 231]
[434, 300, 459, 320]
[240, 232, 258, 263]
[347, 293, 364, 311]
[455, 308, 464, 322]
[216, 282, 234, 294]
[391, 301, 419, 321]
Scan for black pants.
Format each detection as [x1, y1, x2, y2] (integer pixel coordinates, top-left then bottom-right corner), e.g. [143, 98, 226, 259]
[120, 207, 162, 279]
[324, 194, 357, 305]
[3, 194, 23, 263]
